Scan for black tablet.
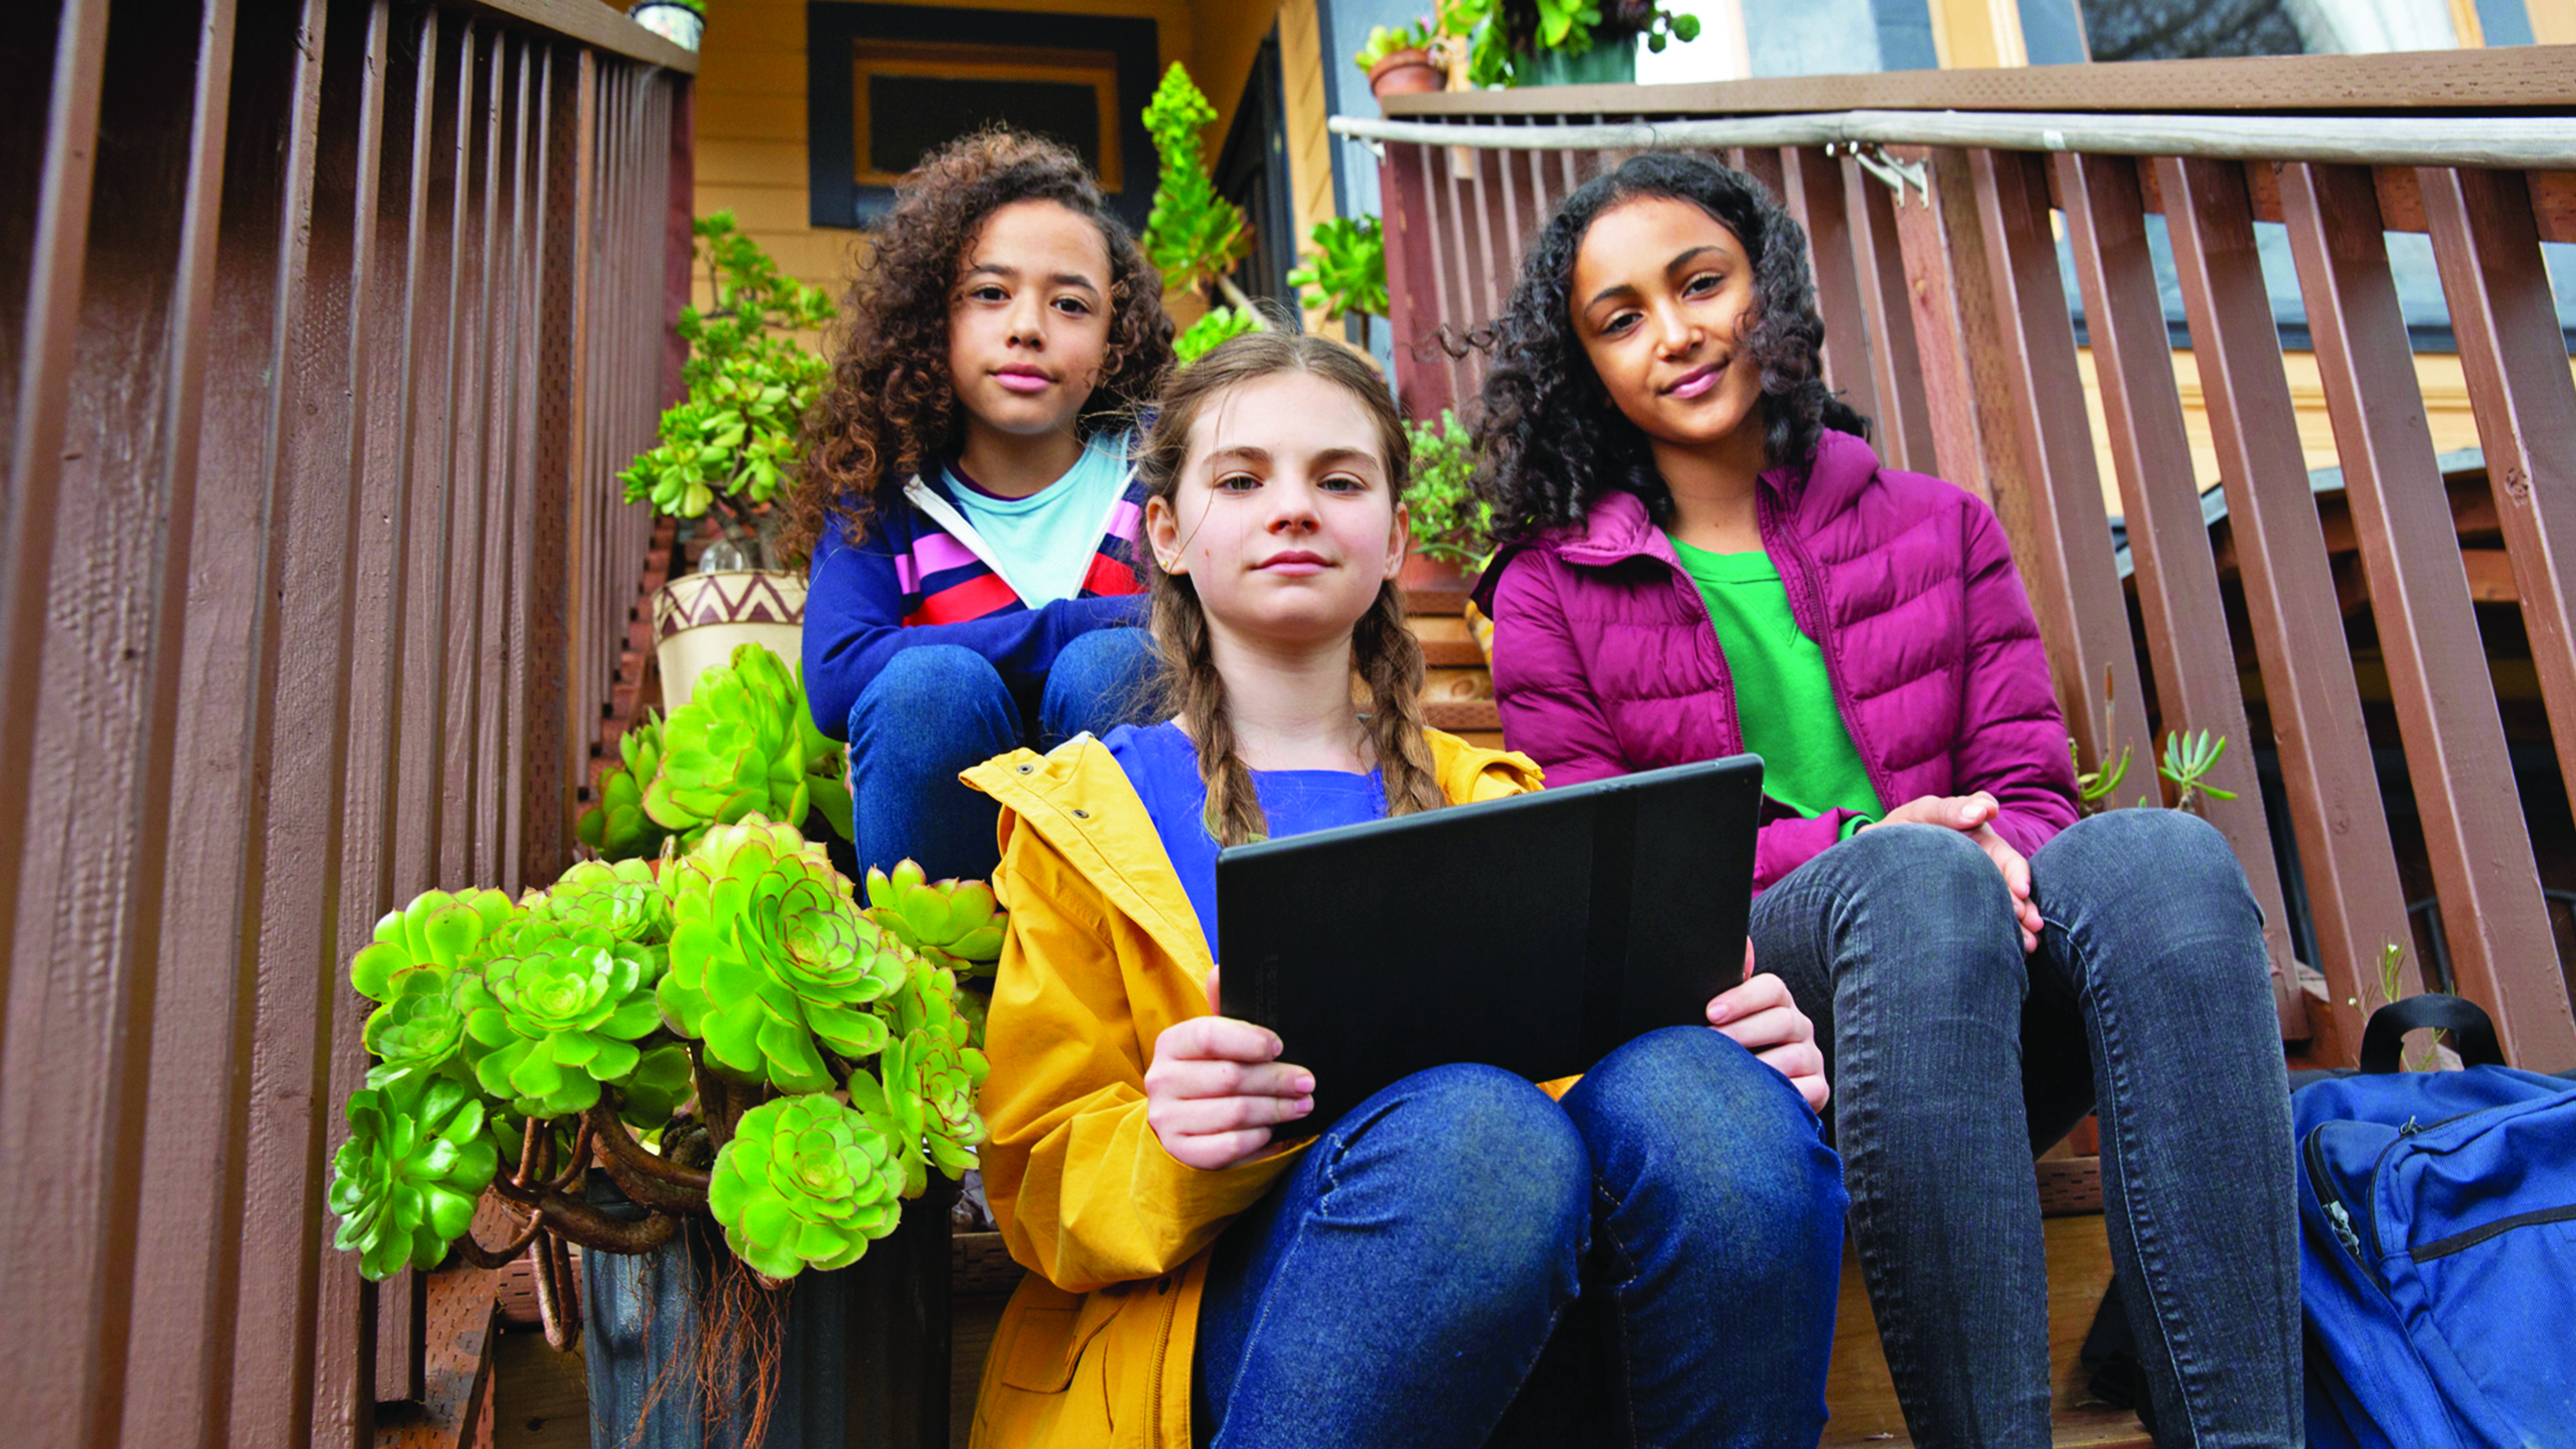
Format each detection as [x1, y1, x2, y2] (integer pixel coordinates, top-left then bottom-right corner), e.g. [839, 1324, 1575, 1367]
[1214, 755, 1765, 1135]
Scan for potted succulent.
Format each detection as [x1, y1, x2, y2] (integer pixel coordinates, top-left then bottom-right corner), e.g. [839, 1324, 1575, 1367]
[1353, 20, 1445, 98]
[1286, 214, 1389, 355]
[621, 213, 835, 707]
[330, 649, 1006, 1448]
[1446, 0, 1700, 87]
[1400, 409, 1492, 598]
[1143, 64, 1270, 364]
[627, 0, 704, 52]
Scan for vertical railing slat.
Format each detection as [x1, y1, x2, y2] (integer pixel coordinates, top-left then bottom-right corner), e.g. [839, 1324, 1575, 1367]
[2162, 155, 2405, 1062]
[2280, 160, 2575, 1070]
[2058, 150, 2308, 1042]
[1886, 146, 2003, 501]
[1381, 141, 1455, 420]
[1842, 151, 1937, 474]
[1781, 144, 1878, 428]
[2423, 164, 2576, 1025]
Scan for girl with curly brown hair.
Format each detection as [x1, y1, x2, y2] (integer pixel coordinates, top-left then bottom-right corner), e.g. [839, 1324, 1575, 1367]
[788, 129, 1176, 882]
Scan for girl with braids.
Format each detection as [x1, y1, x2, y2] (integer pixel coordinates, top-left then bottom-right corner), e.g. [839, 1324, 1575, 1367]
[1473, 151, 2300, 1447]
[958, 331, 1845, 1449]
[787, 129, 1173, 882]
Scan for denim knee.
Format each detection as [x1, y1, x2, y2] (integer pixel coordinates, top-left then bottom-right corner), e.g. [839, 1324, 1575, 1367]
[1038, 626, 1157, 745]
[846, 645, 1015, 742]
[1567, 1027, 1843, 1219]
[1814, 823, 2022, 986]
[1339, 1065, 1589, 1278]
[2033, 808, 2265, 994]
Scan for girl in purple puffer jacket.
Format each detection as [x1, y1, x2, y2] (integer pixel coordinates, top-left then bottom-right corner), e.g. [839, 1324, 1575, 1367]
[1471, 152, 2300, 1448]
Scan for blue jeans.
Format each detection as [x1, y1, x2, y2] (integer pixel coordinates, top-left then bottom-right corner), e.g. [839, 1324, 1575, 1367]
[1752, 811, 2300, 1448]
[843, 627, 1155, 881]
[1193, 1027, 1847, 1448]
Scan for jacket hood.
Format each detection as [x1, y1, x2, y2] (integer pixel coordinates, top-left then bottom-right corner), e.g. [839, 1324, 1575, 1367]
[963, 729, 1542, 970]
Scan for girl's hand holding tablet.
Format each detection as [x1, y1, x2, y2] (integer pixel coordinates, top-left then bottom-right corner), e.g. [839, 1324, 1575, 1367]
[1707, 942, 1828, 1113]
[1145, 965, 1316, 1170]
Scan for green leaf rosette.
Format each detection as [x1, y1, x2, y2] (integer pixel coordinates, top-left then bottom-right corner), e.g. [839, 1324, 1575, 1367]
[362, 967, 473, 1091]
[880, 1026, 991, 1190]
[538, 857, 672, 952]
[328, 1075, 500, 1282]
[644, 645, 814, 837]
[659, 816, 906, 1092]
[350, 888, 516, 1002]
[863, 860, 1005, 980]
[457, 918, 663, 1118]
[708, 1092, 906, 1280]
[576, 713, 668, 862]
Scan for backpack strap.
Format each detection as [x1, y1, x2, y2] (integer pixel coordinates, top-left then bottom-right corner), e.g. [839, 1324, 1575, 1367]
[2360, 992, 2505, 1073]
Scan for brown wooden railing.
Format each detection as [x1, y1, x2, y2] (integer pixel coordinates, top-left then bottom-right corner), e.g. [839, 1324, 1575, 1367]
[0, 2, 692, 1444]
[1354, 48, 2576, 1073]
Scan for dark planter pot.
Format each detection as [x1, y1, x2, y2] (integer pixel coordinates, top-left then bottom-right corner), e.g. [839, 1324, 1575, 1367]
[582, 1176, 954, 1449]
[1520, 40, 1637, 86]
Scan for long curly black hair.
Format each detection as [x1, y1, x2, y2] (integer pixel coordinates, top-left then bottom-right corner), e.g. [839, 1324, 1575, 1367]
[1476, 151, 1869, 544]
[779, 129, 1175, 564]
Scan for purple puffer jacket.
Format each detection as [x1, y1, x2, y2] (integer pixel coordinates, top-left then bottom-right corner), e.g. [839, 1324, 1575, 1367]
[1472, 429, 2078, 894]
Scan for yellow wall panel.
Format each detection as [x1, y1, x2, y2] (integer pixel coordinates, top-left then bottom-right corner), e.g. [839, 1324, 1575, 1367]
[693, 0, 1206, 300]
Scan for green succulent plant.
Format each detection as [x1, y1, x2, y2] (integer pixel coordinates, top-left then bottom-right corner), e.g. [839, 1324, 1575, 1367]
[617, 1041, 698, 1128]
[643, 644, 854, 848]
[328, 1075, 501, 1282]
[1286, 215, 1388, 335]
[708, 1092, 909, 1280]
[1173, 304, 1261, 366]
[457, 918, 665, 1119]
[362, 967, 475, 1091]
[880, 1026, 991, 1191]
[538, 857, 672, 948]
[578, 712, 669, 862]
[1141, 64, 1248, 301]
[618, 212, 834, 569]
[1352, 19, 1435, 69]
[864, 860, 1005, 979]
[660, 817, 909, 1092]
[1405, 410, 1493, 570]
[350, 888, 517, 1002]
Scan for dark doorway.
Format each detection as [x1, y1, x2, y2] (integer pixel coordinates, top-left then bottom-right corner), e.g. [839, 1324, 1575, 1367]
[1212, 26, 1301, 320]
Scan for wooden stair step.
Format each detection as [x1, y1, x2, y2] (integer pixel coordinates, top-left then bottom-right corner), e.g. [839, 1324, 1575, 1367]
[1423, 699, 1501, 731]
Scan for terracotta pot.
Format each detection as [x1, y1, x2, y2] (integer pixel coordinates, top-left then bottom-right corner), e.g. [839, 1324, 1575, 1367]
[1368, 48, 1443, 98]
[1400, 551, 1466, 592]
[652, 569, 806, 708]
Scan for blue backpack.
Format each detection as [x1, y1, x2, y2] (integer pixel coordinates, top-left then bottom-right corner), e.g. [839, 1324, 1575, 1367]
[2296, 994, 2576, 1448]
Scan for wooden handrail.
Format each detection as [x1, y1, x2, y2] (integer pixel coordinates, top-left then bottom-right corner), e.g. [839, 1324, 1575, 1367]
[1380, 43, 2576, 117]
[1331, 111, 2576, 171]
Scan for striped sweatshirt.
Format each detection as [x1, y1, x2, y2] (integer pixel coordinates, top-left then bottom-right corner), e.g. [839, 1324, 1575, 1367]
[802, 459, 1150, 743]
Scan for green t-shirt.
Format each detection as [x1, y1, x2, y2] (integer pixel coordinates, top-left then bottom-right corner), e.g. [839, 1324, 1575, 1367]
[1669, 537, 1883, 829]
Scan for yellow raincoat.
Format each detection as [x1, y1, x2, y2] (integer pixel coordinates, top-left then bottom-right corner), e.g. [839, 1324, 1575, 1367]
[960, 729, 1542, 1448]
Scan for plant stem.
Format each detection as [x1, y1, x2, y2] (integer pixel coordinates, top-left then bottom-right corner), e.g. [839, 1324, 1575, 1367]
[1216, 274, 1266, 326]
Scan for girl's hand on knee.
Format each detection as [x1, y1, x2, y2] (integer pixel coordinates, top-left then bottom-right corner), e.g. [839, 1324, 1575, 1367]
[1144, 966, 1316, 1170]
[1706, 969, 1829, 1113]
[1863, 793, 2041, 954]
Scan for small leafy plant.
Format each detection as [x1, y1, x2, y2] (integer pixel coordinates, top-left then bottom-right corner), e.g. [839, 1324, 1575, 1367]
[1444, 0, 1701, 87]
[2158, 729, 2238, 815]
[1286, 215, 1389, 352]
[1143, 64, 1268, 361]
[1353, 20, 1437, 69]
[618, 213, 834, 570]
[1405, 411, 1494, 570]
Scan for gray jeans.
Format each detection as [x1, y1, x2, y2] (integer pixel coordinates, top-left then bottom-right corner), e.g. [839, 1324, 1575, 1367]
[1752, 810, 2300, 1448]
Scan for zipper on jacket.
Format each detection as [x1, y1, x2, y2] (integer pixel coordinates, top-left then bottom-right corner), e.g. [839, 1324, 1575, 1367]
[1757, 486, 1898, 813]
[2303, 1124, 2385, 1290]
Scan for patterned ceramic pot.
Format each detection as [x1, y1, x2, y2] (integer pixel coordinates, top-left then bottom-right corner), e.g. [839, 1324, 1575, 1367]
[652, 570, 806, 709]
